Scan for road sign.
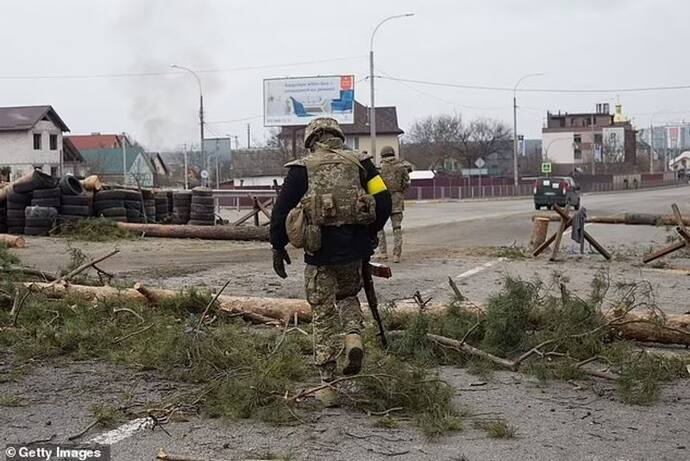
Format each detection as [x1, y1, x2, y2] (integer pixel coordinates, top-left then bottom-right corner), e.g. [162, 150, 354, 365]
[541, 162, 552, 174]
[200, 170, 209, 179]
[474, 157, 485, 169]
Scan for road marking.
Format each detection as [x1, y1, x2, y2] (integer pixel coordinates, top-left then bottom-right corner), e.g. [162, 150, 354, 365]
[89, 417, 153, 445]
[421, 257, 507, 297]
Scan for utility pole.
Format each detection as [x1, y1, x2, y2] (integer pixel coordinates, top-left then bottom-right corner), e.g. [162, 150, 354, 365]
[369, 13, 414, 165]
[591, 113, 595, 175]
[121, 132, 127, 185]
[171, 64, 205, 186]
[183, 144, 189, 190]
[247, 123, 251, 149]
[649, 123, 654, 173]
[512, 73, 543, 186]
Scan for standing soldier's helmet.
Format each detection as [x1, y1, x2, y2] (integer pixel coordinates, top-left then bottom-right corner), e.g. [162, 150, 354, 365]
[380, 145, 396, 157]
[304, 117, 345, 149]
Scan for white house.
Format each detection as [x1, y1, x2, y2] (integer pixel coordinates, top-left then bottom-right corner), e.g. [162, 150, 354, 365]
[0, 106, 70, 181]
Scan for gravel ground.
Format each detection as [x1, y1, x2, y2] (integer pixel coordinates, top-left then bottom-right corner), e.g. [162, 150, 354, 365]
[3, 189, 690, 460]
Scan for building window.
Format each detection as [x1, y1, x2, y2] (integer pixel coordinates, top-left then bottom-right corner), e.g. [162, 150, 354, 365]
[573, 134, 582, 160]
[33, 133, 42, 150]
[353, 137, 359, 149]
[49, 134, 58, 150]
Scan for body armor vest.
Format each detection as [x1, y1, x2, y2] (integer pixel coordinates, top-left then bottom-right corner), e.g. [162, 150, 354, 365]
[380, 157, 406, 193]
[302, 147, 376, 227]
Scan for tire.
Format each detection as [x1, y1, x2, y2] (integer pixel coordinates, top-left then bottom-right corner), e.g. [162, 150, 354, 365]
[61, 205, 91, 216]
[188, 220, 214, 226]
[0, 224, 6, 233]
[8, 209, 26, 219]
[25, 217, 57, 228]
[6, 217, 25, 226]
[94, 199, 125, 212]
[534, 204, 541, 210]
[191, 203, 214, 213]
[122, 190, 142, 200]
[13, 170, 57, 194]
[25, 206, 58, 218]
[32, 187, 61, 199]
[59, 215, 85, 223]
[192, 187, 212, 197]
[59, 175, 85, 196]
[7, 191, 31, 206]
[7, 226, 24, 234]
[94, 190, 126, 201]
[174, 206, 191, 215]
[96, 207, 127, 218]
[191, 196, 214, 206]
[61, 195, 91, 206]
[124, 200, 143, 210]
[24, 226, 51, 236]
[190, 213, 215, 222]
[32, 198, 61, 208]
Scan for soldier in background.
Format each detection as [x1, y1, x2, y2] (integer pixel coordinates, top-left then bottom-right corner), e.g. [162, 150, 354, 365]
[377, 145, 410, 263]
[269, 117, 391, 406]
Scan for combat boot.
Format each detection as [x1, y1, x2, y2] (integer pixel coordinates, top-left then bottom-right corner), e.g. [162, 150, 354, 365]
[392, 255, 400, 263]
[377, 252, 388, 261]
[342, 333, 364, 376]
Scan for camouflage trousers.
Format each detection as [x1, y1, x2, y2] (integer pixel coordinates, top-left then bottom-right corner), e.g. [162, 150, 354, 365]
[377, 212, 404, 258]
[305, 260, 363, 380]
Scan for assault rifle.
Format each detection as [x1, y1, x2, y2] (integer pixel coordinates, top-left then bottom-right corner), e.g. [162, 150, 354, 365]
[362, 259, 392, 348]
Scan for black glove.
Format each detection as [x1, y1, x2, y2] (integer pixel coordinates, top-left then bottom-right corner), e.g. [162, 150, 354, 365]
[370, 235, 379, 251]
[272, 248, 291, 279]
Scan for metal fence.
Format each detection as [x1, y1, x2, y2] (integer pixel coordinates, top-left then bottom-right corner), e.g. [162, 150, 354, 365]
[212, 179, 687, 209]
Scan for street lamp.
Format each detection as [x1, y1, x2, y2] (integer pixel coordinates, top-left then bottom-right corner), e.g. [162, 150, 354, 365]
[369, 13, 414, 165]
[171, 64, 206, 186]
[513, 73, 543, 186]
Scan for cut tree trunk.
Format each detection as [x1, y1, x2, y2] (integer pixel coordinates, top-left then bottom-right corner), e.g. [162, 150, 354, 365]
[21, 282, 690, 345]
[533, 212, 690, 226]
[115, 222, 269, 241]
[0, 234, 26, 248]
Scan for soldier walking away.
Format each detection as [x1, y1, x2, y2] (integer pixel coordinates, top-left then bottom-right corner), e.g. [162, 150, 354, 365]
[269, 117, 392, 406]
[377, 145, 410, 263]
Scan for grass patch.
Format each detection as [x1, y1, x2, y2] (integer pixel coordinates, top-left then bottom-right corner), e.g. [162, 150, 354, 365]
[473, 418, 517, 439]
[54, 218, 132, 242]
[492, 245, 528, 260]
[90, 403, 126, 429]
[0, 395, 25, 407]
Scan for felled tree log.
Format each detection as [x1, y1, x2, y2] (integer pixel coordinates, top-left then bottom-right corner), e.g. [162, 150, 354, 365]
[133, 283, 310, 324]
[0, 234, 26, 248]
[115, 222, 269, 241]
[533, 212, 690, 226]
[21, 282, 690, 345]
[23, 282, 148, 304]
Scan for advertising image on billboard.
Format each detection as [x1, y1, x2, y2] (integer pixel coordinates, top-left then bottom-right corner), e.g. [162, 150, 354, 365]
[263, 75, 354, 127]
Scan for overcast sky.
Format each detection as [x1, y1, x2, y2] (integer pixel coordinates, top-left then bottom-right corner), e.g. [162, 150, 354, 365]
[1, 0, 688, 150]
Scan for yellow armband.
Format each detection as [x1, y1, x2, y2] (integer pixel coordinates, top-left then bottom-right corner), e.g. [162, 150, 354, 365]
[366, 175, 387, 195]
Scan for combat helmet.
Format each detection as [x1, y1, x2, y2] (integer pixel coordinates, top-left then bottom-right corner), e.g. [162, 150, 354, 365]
[380, 145, 396, 157]
[304, 117, 345, 148]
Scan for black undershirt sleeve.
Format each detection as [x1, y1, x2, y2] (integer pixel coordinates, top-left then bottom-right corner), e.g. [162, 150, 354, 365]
[269, 167, 307, 250]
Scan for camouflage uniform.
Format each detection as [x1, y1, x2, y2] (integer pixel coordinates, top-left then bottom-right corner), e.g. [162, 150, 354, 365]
[305, 260, 363, 379]
[377, 147, 410, 261]
[293, 118, 376, 381]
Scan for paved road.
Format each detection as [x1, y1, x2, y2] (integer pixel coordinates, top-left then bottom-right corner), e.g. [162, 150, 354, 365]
[391, 185, 690, 250]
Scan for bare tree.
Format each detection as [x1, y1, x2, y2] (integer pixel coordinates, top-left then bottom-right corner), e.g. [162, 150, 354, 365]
[406, 114, 465, 169]
[406, 114, 511, 171]
[265, 128, 302, 163]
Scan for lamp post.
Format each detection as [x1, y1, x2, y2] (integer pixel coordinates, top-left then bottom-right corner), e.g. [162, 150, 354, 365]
[369, 13, 414, 165]
[513, 73, 543, 186]
[171, 64, 206, 186]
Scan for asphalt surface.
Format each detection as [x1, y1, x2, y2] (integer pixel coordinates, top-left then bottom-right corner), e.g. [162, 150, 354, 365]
[3, 184, 690, 461]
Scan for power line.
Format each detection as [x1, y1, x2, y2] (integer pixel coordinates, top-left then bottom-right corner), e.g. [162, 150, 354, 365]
[0, 55, 367, 81]
[206, 115, 263, 125]
[377, 75, 690, 94]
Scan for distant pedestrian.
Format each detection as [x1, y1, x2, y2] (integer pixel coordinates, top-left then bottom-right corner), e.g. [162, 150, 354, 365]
[377, 145, 410, 263]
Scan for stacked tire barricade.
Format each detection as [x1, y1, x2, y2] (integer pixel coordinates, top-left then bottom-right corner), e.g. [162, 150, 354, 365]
[0, 170, 220, 236]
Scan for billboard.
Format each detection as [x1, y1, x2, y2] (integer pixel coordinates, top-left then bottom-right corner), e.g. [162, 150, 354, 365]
[263, 75, 354, 127]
